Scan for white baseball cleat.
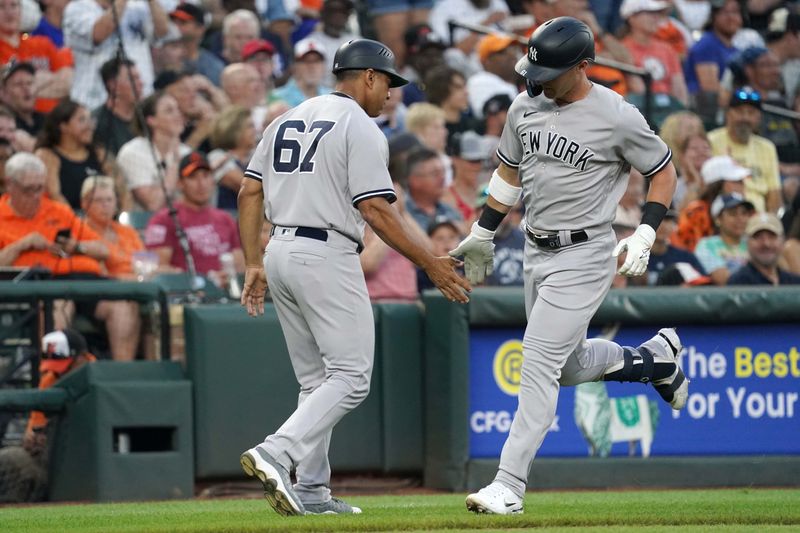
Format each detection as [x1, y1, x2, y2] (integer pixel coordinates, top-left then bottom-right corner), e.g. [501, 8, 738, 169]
[465, 482, 523, 515]
[642, 328, 689, 410]
[240, 447, 305, 516]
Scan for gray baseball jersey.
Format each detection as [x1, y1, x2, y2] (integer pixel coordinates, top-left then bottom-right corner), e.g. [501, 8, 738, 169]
[244, 92, 397, 245]
[486, 84, 676, 500]
[242, 91, 394, 505]
[497, 85, 671, 234]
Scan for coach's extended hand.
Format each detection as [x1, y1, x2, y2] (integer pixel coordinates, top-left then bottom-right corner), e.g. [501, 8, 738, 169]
[424, 255, 472, 303]
[241, 266, 268, 317]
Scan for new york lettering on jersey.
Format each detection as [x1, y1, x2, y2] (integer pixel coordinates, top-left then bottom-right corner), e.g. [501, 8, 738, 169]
[518, 129, 595, 171]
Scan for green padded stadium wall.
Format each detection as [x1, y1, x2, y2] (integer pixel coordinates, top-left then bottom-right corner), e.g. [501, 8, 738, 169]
[184, 303, 425, 478]
[48, 361, 194, 501]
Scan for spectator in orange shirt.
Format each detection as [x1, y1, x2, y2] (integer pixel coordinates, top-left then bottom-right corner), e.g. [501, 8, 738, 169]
[0, 152, 140, 360]
[620, 0, 688, 106]
[80, 175, 145, 279]
[0, 0, 73, 113]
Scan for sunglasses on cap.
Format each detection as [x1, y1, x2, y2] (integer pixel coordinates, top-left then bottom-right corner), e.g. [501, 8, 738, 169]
[730, 87, 762, 107]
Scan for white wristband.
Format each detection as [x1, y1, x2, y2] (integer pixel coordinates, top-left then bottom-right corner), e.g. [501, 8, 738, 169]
[487, 170, 522, 207]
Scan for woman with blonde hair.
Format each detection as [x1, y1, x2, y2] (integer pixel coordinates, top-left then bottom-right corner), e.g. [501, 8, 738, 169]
[78, 175, 143, 360]
[80, 176, 146, 279]
[658, 110, 705, 173]
[405, 102, 451, 184]
[673, 132, 712, 209]
[208, 105, 257, 210]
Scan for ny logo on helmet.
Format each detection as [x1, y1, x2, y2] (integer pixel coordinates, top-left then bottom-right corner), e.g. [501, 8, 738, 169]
[529, 48, 538, 62]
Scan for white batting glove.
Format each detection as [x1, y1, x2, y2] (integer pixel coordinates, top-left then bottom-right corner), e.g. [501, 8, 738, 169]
[448, 222, 495, 285]
[612, 224, 656, 277]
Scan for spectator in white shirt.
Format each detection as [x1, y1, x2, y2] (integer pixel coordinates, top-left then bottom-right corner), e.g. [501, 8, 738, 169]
[116, 91, 190, 212]
[429, 0, 509, 53]
[63, 0, 170, 110]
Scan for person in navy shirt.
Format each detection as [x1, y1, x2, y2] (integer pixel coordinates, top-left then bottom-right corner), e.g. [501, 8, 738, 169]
[646, 208, 706, 285]
[728, 212, 800, 285]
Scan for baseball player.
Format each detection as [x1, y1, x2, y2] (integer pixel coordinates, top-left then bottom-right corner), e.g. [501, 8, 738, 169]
[449, 17, 689, 515]
[237, 38, 470, 516]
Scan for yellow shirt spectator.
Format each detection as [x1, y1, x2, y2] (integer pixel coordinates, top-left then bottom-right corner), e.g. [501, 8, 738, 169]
[708, 127, 780, 213]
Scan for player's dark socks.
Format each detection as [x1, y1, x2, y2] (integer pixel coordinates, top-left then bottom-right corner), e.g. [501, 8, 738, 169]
[603, 346, 676, 384]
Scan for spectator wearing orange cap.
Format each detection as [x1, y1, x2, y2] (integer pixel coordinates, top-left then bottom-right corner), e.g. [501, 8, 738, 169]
[170, 3, 224, 86]
[467, 34, 520, 119]
[144, 151, 243, 277]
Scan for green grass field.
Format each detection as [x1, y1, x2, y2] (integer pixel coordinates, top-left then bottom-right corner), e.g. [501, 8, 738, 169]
[1, 489, 798, 533]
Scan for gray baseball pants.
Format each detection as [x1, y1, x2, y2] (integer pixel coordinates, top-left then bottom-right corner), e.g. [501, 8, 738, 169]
[494, 231, 627, 498]
[258, 227, 373, 505]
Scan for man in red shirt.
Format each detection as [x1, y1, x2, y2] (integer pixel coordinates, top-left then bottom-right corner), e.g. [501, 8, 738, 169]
[145, 151, 244, 280]
[0, 152, 141, 360]
[0, 0, 73, 113]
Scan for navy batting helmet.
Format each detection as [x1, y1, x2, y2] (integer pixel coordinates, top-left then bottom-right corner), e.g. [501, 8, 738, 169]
[515, 17, 595, 96]
[332, 38, 409, 88]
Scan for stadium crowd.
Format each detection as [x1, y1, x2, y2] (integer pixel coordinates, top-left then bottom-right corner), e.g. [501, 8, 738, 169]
[1, 0, 800, 360]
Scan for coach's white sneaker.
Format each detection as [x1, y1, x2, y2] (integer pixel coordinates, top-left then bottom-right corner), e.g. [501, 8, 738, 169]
[465, 482, 523, 515]
[641, 328, 689, 410]
[240, 447, 305, 516]
[304, 497, 362, 515]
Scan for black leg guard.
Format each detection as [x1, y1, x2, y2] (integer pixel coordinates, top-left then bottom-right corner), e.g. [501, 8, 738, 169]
[654, 372, 686, 404]
[604, 347, 675, 384]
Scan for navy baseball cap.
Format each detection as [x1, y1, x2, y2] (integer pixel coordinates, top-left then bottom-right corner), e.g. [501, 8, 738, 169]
[170, 3, 205, 25]
[179, 151, 211, 178]
[710, 192, 755, 218]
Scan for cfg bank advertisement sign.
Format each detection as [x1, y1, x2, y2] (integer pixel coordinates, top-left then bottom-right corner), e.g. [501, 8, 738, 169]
[469, 324, 800, 458]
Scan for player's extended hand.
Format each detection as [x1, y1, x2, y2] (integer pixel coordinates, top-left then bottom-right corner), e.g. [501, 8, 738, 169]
[424, 256, 471, 303]
[612, 224, 656, 277]
[448, 222, 496, 285]
[241, 266, 268, 317]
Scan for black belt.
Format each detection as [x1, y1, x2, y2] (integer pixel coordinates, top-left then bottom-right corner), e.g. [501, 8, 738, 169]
[271, 225, 328, 242]
[526, 228, 588, 249]
[271, 226, 363, 253]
